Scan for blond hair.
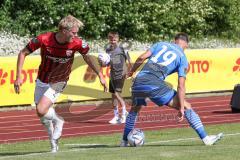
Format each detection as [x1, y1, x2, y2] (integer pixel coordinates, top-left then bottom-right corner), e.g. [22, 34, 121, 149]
[58, 15, 84, 31]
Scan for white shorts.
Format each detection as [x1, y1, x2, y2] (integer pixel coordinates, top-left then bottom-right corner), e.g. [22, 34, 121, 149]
[34, 79, 66, 104]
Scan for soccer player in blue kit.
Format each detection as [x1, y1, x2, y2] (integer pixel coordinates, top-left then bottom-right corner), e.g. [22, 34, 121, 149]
[120, 32, 223, 146]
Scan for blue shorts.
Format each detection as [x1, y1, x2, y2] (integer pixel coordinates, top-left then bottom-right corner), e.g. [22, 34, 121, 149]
[131, 76, 176, 107]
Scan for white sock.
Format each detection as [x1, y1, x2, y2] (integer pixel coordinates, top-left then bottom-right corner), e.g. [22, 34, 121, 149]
[42, 107, 54, 120]
[49, 107, 63, 123]
[47, 107, 64, 140]
[114, 106, 119, 117]
[40, 109, 54, 139]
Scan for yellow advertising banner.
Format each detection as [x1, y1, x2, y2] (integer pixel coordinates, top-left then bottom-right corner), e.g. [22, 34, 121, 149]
[0, 48, 240, 107]
[0, 55, 114, 106]
[177, 48, 240, 92]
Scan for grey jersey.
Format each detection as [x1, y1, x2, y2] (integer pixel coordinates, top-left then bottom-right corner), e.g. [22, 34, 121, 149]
[106, 45, 129, 80]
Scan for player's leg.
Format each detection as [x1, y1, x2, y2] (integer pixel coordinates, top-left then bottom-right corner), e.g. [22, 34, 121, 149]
[109, 79, 120, 124]
[115, 78, 128, 120]
[109, 78, 128, 123]
[120, 104, 142, 147]
[34, 80, 65, 152]
[34, 80, 54, 142]
[109, 93, 121, 124]
[114, 91, 128, 123]
[168, 96, 208, 139]
[149, 82, 209, 141]
[43, 86, 65, 151]
[120, 76, 163, 146]
[38, 88, 64, 152]
[120, 83, 147, 146]
[37, 96, 63, 153]
[168, 95, 223, 145]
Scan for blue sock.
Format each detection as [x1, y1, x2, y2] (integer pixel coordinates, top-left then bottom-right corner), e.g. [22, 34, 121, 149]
[122, 111, 138, 141]
[184, 109, 207, 139]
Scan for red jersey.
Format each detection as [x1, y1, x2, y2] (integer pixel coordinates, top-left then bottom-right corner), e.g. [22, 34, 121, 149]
[27, 32, 89, 83]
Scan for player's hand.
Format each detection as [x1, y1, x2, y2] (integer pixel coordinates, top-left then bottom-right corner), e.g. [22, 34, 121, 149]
[177, 108, 185, 122]
[126, 71, 133, 79]
[14, 78, 23, 94]
[99, 61, 108, 67]
[102, 82, 108, 92]
[98, 74, 108, 92]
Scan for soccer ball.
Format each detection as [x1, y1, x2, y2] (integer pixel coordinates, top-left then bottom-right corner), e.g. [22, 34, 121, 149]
[127, 128, 145, 147]
[98, 52, 110, 66]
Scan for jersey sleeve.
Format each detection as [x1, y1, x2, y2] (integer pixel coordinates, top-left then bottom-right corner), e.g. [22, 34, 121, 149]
[178, 55, 188, 78]
[26, 35, 43, 53]
[77, 39, 90, 55]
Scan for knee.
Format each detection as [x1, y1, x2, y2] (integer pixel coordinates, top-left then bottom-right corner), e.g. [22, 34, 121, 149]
[36, 104, 48, 117]
[184, 101, 192, 110]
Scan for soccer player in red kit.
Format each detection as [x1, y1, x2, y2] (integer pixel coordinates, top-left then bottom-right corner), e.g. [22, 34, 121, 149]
[14, 15, 107, 153]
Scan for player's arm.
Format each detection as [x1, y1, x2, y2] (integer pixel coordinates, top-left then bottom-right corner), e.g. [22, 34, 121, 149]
[14, 47, 31, 94]
[177, 55, 188, 121]
[82, 54, 99, 73]
[127, 50, 152, 78]
[14, 35, 42, 94]
[177, 76, 186, 121]
[82, 54, 108, 92]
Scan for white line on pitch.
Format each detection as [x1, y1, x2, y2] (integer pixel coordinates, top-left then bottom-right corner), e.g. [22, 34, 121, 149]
[0, 132, 239, 160]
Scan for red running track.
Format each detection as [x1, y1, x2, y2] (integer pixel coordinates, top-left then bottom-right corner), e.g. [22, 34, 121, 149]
[0, 95, 239, 143]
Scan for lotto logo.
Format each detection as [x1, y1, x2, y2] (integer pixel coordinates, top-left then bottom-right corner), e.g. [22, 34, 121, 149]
[187, 60, 210, 73]
[83, 66, 110, 82]
[0, 69, 8, 85]
[0, 68, 38, 86]
[232, 58, 240, 72]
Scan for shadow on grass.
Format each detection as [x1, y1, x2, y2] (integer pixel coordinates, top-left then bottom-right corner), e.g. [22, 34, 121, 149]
[67, 143, 201, 150]
[0, 151, 47, 157]
[67, 144, 111, 149]
[144, 143, 200, 147]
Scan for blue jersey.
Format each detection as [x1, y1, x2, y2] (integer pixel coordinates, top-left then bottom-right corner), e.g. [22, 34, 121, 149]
[137, 42, 188, 80]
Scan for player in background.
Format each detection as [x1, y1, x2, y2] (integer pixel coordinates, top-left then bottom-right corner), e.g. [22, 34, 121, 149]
[104, 32, 132, 124]
[120, 32, 223, 146]
[14, 15, 107, 153]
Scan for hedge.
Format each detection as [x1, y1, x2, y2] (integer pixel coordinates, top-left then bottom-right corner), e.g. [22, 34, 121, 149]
[0, 0, 239, 42]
